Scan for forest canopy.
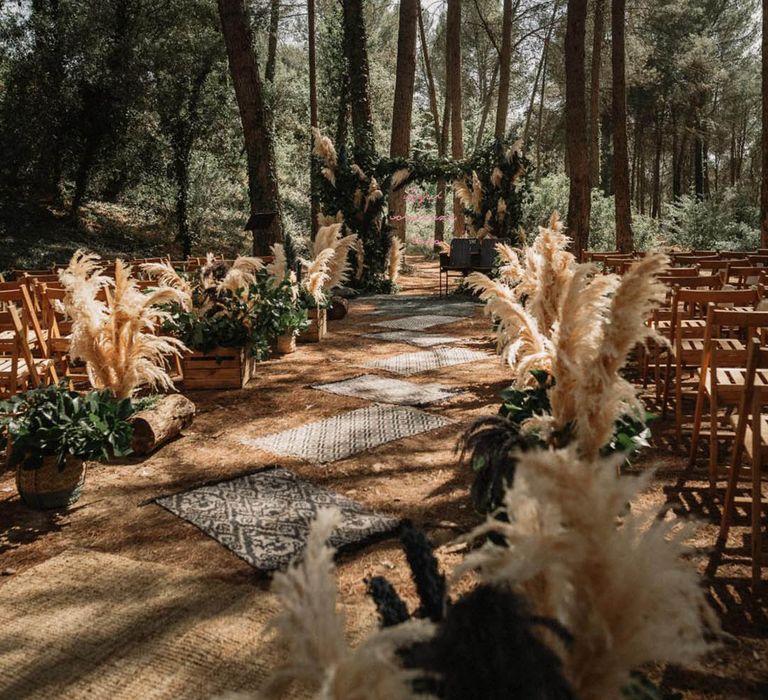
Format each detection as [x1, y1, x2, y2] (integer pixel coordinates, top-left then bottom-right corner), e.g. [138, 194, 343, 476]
[0, 0, 763, 270]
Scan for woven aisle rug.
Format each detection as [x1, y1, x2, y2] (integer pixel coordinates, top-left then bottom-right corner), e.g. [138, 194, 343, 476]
[0, 550, 279, 699]
[362, 347, 492, 376]
[156, 466, 398, 571]
[241, 403, 453, 463]
[366, 304, 477, 318]
[371, 314, 464, 331]
[311, 374, 461, 405]
[361, 330, 463, 347]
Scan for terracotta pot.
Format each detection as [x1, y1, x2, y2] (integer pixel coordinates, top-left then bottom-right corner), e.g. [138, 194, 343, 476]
[275, 333, 296, 354]
[15, 454, 86, 509]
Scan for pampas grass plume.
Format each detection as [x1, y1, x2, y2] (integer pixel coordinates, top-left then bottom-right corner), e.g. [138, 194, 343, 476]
[386, 238, 404, 283]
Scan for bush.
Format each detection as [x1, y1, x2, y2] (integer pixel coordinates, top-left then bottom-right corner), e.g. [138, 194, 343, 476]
[524, 175, 759, 252]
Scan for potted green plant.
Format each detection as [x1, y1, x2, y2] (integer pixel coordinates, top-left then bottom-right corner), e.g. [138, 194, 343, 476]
[265, 279, 309, 355]
[0, 384, 135, 509]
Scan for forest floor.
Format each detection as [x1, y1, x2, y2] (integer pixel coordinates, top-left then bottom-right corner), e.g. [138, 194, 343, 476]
[1, 258, 767, 699]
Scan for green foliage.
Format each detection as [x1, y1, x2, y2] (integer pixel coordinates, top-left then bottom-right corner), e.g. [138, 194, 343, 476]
[261, 277, 310, 337]
[464, 370, 652, 513]
[0, 383, 135, 467]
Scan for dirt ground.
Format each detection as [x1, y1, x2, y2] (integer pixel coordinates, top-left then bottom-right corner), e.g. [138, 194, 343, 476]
[1, 257, 767, 699]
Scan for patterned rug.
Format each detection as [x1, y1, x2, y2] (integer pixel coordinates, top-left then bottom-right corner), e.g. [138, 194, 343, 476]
[311, 374, 461, 405]
[241, 403, 454, 463]
[156, 467, 399, 571]
[371, 314, 464, 331]
[360, 295, 480, 318]
[361, 330, 463, 347]
[362, 347, 493, 376]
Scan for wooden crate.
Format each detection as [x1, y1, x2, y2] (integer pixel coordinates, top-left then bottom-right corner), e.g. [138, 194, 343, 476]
[297, 307, 327, 343]
[181, 346, 255, 390]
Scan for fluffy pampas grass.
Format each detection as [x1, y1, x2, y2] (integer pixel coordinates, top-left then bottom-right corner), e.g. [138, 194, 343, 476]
[261, 508, 434, 699]
[139, 262, 193, 306]
[326, 234, 359, 290]
[61, 251, 188, 399]
[458, 446, 717, 700]
[267, 243, 287, 280]
[386, 238, 404, 284]
[467, 272, 553, 384]
[312, 127, 337, 171]
[303, 248, 334, 304]
[390, 168, 411, 190]
[548, 254, 668, 458]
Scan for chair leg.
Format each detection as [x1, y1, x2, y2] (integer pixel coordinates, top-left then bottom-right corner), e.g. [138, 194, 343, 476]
[674, 363, 684, 438]
[719, 428, 746, 542]
[709, 393, 719, 490]
[689, 387, 706, 467]
[752, 442, 763, 592]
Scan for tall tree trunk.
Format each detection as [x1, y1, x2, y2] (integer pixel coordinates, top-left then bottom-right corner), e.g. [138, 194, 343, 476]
[589, 0, 605, 188]
[495, 0, 513, 139]
[217, 0, 284, 254]
[418, 3, 440, 146]
[476, 60, 499, 151]
[342, 0, 375, 158]
[265, 0, 279, 83]
[612, 0, 632, 252]
[435, 91, 451, 243]
[308, 0, 319, 240]
[565, 0, 590, 257]
[651, 111, 662, 218]
[694, 135, 704, 200]
[447, 0, 464, 236]
[600, 108, 613, 194]
[417, 3, 447, 246]
[763, 0, 768, 245]
[389, 0, 419, 243]
[523, 0, 559, 148]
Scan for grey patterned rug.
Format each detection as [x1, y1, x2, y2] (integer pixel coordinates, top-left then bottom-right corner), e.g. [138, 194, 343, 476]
[360, 295, 480, 318]
[241, 404, 453, 463]
[156, 466, 399, 571]
[361, 330, 463, 347]
[311, 374, 461, 405]
[362, 347, 493, 376]
[371, 314, 464, 331]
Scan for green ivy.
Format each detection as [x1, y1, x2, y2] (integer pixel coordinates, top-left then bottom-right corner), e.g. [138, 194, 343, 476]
[0, 383, 136, 468]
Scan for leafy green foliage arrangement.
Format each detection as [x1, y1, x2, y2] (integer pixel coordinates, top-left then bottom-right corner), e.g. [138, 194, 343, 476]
[461, 370, 653, 513]
[0, 383, 136, 469]
[262, 277, 310, 338]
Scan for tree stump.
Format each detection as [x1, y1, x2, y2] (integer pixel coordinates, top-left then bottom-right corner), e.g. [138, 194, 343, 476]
[328, 296, 349, 321]
[130, 394, 196, 456]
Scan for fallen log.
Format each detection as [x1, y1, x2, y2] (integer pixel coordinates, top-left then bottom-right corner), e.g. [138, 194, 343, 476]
[130, 394, 196, 456]
[328, 295, 349, 321]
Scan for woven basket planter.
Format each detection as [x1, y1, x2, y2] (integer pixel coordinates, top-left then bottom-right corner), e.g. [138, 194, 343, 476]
[16, 454, 86, 510]
[275, 334, 297, 355]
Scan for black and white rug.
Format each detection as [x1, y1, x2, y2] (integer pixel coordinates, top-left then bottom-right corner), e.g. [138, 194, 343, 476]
[361, 347, 493, 376]
[241, 403, 454, 463]
[371, 314, 464, 331]
[312, 374, 461, 405]
[156, 466, 399, 571]
[361, 330, 463, 347]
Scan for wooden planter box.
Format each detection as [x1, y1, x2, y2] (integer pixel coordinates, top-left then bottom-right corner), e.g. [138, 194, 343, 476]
[182, 346, 255, 390]
[297, 307, 327, 344]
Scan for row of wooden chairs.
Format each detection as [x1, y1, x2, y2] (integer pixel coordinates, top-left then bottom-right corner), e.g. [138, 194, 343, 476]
[637, 268, 768, 591]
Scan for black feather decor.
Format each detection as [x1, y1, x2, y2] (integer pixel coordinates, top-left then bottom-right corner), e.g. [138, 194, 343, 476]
[367, 576, 409, 628]
[400, 525, 447, 622]
[365, 524, 578, 699]
[400, 584, 576, 700]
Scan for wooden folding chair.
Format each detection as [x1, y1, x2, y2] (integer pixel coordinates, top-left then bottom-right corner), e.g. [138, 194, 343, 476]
[662, 289, 758, 435]
[718, 337, 768, 591]
[722, 264, 760, 289]
[0, 288, 58, 396]
[689, 308, 768, 488]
